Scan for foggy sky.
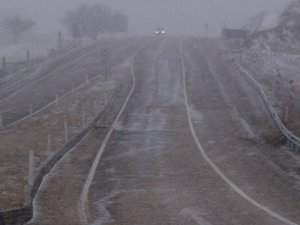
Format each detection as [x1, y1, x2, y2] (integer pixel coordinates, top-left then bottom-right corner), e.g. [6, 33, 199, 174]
[0, 0, 292, 36]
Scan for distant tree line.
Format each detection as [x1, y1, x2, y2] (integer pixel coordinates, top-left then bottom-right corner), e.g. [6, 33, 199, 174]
[2, 15, 35, 44]
[0, 3, 128, 45]
[61, 3, 128, 40]
[280, 0, 300, 32]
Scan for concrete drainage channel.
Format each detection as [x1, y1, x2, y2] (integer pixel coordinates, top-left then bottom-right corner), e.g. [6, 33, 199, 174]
[234, 59, 300, 154]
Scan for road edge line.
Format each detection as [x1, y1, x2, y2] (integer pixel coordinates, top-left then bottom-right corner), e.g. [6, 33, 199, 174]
[179, 39, 298, 225]
[77, 42, 152, 225]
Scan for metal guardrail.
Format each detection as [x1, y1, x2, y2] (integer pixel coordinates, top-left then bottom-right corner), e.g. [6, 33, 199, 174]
[234, 59, 300, 154]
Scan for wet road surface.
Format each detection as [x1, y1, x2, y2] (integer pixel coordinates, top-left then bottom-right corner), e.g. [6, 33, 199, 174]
[27, 37, 300, 225]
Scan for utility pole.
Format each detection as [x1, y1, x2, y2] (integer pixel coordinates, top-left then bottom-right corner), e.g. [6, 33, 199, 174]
[2, 57, 6, 74]
[28, 150, 34, 187]
[205, 23, 209, 38]
[26, 50, 30, 64]
[57, 31, 62, 51]
[102, 48, 111, 81]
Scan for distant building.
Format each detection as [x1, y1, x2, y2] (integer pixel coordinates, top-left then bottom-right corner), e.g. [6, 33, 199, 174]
[222, 28, 250, 40]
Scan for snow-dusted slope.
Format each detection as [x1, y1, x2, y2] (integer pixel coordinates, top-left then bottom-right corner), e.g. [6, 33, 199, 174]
[249, 0, 300, 51]
[244, 12, 280, 35]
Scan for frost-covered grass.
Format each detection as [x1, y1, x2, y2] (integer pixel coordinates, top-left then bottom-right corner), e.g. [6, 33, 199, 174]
[0, 77, 116, 209]
[240, 48, 300, 134]
[0, 39, 56, 63]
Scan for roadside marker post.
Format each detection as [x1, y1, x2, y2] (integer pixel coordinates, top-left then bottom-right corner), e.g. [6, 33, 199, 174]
[28, 150, 34, 187]
[93, 101, 97, 116]
[64, 121, 69, 143]
[284, 105, 289, 123]
[102, 48, 111, 81]
[0, 115, 2, 129]
[85, 74, 89, 83]
[47, 134, 52, 159]
[57, 31, 63, 51]
[81, 111, 86, 128]
[289, 80, 296, 105]
[273, 69, 282, 102]
[2, 57, 6, 74]
[205, 23, 209, 39]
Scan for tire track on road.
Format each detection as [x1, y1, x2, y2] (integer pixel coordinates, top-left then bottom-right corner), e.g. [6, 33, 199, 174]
[77, 41, 156, 225]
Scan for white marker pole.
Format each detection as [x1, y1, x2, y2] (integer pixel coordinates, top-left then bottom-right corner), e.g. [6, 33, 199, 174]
[64, 121, 68, 142]
[273, 70, 282, 101]
[0, 115, 3, 129]
[85, 74, 89, 83]
[93, 101, 97, 116]
[289, 80, 296, 107]
[56, 95, 59, 105]
[28, 150, 34, 187]
[285, 105, 289, 123]
[47, 134, 52, 159]
[81, 111, 86, 128]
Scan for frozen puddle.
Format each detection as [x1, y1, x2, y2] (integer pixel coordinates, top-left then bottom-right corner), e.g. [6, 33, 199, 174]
[180, 207, 212, 225]
[114, 109, 167, 132]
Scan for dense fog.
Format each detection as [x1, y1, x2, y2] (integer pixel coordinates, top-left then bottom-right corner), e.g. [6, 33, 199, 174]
[0, 0, 291, 36]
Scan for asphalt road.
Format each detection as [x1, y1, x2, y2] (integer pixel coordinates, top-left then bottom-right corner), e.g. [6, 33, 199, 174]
[26, 37, 300, 225]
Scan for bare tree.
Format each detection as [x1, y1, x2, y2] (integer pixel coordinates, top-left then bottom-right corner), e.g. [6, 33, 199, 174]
[3, 15, 36, 44]
[61, 11, 81, 40]
[110, 12, 129, 33]
[87, 4, 112, 39]
[62, 3, 128, 40]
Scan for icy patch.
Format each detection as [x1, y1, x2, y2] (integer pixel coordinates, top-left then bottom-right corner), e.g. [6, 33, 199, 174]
[156, 59, 183, 105]
[238, 117, 256, 139]
[92, 80, 115, 91]
[105, 168, 116, 174]
[180, 207, 212, 225]
[246, 151, 258, 157]
[147, 109, 167, 130]
[113, 58, 132, 70]
[189, 104, 203, 123]
[114, 109, 167, 132]
[91, 184, 121, 225]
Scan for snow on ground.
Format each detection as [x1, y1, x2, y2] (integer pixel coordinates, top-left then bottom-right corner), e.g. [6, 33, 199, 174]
[258, 14, 281, 31]
[180, 207, 212, 225]
[0, 76, 116, 209]
[240, 48, 300, 136]
[243, 49, 300, 86]
[0, 39, 56, 62]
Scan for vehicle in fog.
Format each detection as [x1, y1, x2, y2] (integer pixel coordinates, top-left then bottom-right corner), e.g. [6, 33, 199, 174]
[155, 27, 166, 36]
